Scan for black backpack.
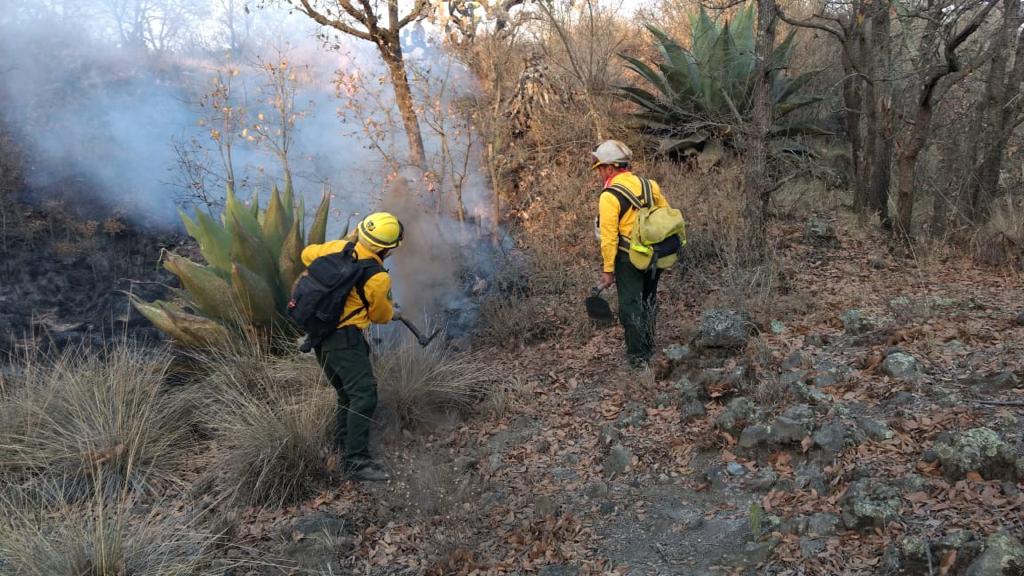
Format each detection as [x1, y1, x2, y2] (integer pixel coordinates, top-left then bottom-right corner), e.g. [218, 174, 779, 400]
[287, 242, 381, 351]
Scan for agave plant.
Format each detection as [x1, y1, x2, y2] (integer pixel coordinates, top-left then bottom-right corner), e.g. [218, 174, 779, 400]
[133, 183, 345, 348]
[618, 4, 826, 159]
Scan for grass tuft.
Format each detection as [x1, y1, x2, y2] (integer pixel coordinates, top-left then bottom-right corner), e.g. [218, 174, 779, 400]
[0, 344, 194, 498]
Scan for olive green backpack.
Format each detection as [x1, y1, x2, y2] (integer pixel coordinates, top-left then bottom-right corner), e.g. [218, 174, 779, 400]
[606, 178, 687, 271]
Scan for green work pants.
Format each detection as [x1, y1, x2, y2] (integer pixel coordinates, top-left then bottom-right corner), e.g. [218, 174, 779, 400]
[315, 327, 377, 470]
[615, 253, 661, 363]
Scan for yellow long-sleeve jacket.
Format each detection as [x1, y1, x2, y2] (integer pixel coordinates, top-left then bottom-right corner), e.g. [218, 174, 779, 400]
[300, 240, 394, 329]
[598, 171, 669, 273]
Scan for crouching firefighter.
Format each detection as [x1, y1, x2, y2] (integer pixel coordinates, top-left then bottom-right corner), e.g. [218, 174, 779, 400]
[592, 139, 686, 369]
[289, 212, 404, 482]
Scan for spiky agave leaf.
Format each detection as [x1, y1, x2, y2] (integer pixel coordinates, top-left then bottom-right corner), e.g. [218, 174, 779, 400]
[229, 214, 279, 295]
[194, 211, 232, 275]
[231, 263, 277, 325]
[619, 3, 826, 154]
[131, 298, 192, 344]
[163, 252, 237, 320]
[308, 191, 330, 246]
[279, 217, 305, 293]
[164, 306, 232, 348]
[262, 184, 289, 262]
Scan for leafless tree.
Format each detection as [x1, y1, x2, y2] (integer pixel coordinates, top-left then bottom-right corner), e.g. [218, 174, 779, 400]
[743, 0, 778, 251]
[284, 0, 433, 169]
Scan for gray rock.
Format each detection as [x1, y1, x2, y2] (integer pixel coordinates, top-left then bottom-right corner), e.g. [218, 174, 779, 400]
[881, 352, 919, 379]
[792, 381, 833, 406]
[782, 353, 806, 370]
[813, 420, 850, 455]
[538, 565, 581, 576]
[890, 391, 917, 406]
[806, 513, 840, 537]
[965, 533, 1024, 576]
[770, 320, 786, 335]
[739, 424, 771, 449]
[805, 333, 827, 347]
[736, 539, 777, 567]
[617, 403, 648, 429]
[800, 537, 827, 558]
[675, 376, 708, 404]
[584, 481, 609, 499]
[706, 466, 727, 491]
[664, 344, 692, 362]
[292, 513, 349, 539]
[453, 456, 478, 471]
[769, 404, 815, 444]
[695, 309, 752, 350]
[933, 427, 1022, 481]
[551, 468, 577, 481]
[746, 468, 779, 491]
[805, 218, 838, 246]
[858, 418, 894, 441]
[535, 496, 557, 516]
[715, 396, 760, 434]
[604, 444, 633, 476]
[489, 452, 505, 472]
[599, 424, 622, 447]
[813, 372, 839, 388]
[840, 479, 903, 530]
[680, 401, 706, 422]
[944, 339, 968, 356]
[780, 370, 809, 386]
[726, 462, 746, 476]
[841, 309, 876, 335]
[771, 418, 810, 444]
[965, 371, 1021, 392]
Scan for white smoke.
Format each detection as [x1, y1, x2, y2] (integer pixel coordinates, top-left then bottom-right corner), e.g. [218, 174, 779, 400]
[0, 0, 501, 332]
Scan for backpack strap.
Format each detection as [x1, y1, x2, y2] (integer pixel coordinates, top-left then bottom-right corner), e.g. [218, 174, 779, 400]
[604, 184, 643, 222]
[639, 177, 653, 208]
[339, 259, 383, 325]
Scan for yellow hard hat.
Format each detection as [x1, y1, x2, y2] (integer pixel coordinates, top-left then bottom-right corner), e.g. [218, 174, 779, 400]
[357, 212, 404, 250]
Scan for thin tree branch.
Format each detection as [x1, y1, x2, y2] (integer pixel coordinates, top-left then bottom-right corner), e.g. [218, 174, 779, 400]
[776, 6, 846, 43]
[294, 0, 373, 41]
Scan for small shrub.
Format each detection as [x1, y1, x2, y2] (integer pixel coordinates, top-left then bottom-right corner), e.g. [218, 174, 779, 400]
[974, 195, 1024, 269]
[372, 334, 498, 427]
[197, 345, 332, 507]
[0, 482, 214, 576]
[474, 293, 550, 350]
[0, 344, 194, 498]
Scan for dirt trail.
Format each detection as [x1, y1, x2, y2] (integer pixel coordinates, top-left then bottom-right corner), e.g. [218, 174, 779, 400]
[230, 221, 1024, 575]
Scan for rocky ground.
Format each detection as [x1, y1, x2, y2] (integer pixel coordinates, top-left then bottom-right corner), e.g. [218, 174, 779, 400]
[209, 218, 1024, 575]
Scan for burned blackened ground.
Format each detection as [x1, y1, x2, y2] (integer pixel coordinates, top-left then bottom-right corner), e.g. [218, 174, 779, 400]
[0, 190, 182, 357]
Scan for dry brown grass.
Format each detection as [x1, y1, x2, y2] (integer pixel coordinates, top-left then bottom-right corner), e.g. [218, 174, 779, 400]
[973, 195, 1024, 269]
[0, 344, 195, 499]
[372, 332, 500, 427]
[0, 480, 216, 576]
[192, 341, 332, 508]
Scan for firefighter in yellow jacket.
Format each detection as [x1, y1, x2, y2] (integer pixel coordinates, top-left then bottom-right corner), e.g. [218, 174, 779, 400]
[593, 140, 670, 368]
[301, 212, 403, 482]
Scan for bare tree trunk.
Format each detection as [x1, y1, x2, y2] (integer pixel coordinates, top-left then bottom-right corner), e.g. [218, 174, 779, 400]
[743, 0, 778, 255]
[844, 45, 868, 210]
[894, 104, 933, 238]
[969, 0, 1023, 221]
[381, 42, 427, 169]
[932, 133, 962, 235]
[866, 0, 893, 228]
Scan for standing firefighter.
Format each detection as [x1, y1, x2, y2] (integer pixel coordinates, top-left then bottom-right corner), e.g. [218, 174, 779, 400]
[593, 140, 686, 368]
[298, 212, 404, 482]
